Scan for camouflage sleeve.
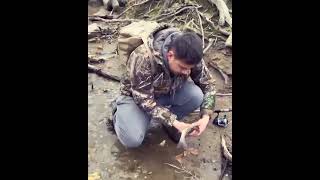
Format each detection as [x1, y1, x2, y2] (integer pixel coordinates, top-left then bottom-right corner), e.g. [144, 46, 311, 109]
[190, 59, 217, 118]
[128, 49, 177, 126]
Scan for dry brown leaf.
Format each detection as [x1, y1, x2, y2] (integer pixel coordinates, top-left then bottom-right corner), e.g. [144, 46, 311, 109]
[187, 148, 199, 155]
[175, 153, 184, 164]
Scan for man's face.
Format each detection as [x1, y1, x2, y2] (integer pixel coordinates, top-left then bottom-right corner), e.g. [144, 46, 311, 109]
[167, 50, 195, 76]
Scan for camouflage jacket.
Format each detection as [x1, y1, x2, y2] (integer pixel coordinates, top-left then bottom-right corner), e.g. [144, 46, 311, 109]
[119, 28, 216, 127]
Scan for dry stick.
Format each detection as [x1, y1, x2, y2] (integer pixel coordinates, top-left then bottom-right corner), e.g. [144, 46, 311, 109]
[148, 0, 154, 12]
[88, 64, 120, 82]
[164, 163, 196, 178]
[88, 16, 137, 23]
[214, 36, 218, 45]
[116, 0, 151, 19]
[203, 38, 214, 54]
[208, 61, 228, 85]
[195, 7, 205, 49]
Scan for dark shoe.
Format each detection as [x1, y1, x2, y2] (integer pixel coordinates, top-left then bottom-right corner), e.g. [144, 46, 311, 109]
[162, 124, 181, 143]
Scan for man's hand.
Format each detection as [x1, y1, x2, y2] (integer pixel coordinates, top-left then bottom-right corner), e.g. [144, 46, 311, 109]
[172, 120, 194, 133]
[189, 115, 210, 136]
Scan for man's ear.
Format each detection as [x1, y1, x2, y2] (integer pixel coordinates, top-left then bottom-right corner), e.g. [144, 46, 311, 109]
[167, 50, 174, 61]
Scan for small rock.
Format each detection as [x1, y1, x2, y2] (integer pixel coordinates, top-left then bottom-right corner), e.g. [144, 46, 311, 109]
[213, 167, 217, 171]
[144, 176, 147, 179]
[134, 174, 138, 179]
[225, 174, 228, 177]
[159, 140, 166, 147]
[133, 160, 137, 163]
[148, 172, 152, 175]
[137, 166, 141, 169]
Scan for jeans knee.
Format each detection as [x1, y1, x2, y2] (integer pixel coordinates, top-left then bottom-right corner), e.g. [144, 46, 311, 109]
[190, 86, 204, 108]
[121, 133, 144, 148]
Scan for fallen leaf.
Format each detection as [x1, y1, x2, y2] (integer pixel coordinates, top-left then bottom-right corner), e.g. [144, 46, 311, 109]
[187, 148, 199, 155]
[175, 153, 184, 164]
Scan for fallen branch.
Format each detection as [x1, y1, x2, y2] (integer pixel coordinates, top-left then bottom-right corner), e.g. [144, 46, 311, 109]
[88, 16, 137, 23]
[208, 61, 229, 85]
[116, 0, 151, 19]
[221, 135, 232, 162]
[88, 64, 120, 82]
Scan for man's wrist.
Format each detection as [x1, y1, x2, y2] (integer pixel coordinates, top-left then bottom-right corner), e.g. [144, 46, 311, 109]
[201, 114, 210, 121]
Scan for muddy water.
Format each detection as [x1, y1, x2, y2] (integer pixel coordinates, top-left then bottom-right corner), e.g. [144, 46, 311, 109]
[88, 7, 232, 179]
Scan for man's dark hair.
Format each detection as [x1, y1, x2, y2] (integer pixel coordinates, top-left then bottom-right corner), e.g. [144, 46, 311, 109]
[168, 32, 203, 65]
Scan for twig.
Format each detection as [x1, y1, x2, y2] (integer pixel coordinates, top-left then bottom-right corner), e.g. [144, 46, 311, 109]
[214, 37, 218, 45]
[195, 7, 205, 49]
[164, 163, 195, 177]
[116, 0, 151, 19]
[148, 0, 154, 12]
[88, 64, 120, 82]
[88, 16, 137, 23]
[208, 62, 229, 85]
[203, 38, 214, 54]
[146, 0, 161, 15]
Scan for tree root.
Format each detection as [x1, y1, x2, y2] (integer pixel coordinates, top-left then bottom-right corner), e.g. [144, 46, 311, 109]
[225, 33, 232, 48]
[207, 0, 232, 27]
[208, 61, 229, 85]
[116, 0, 151, 19]
[221, 135, 232, 162]
[88, 16, 137, 23]
[195, 7, 205, 49]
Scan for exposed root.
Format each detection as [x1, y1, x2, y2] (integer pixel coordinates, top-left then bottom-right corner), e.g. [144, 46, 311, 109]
[221, 135, 232, 162]
[88, 16, 137, 23]
[195, 7, 205, 49]
[116, 0, 151, 19]
[208, 61, 229, 85]
[203, 38, 214, 54]
[225, 33, 232, 47]
[207, 0, 232, 27]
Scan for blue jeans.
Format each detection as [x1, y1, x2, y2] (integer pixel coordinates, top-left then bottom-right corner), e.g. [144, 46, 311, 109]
[113, 81, 204, 148]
